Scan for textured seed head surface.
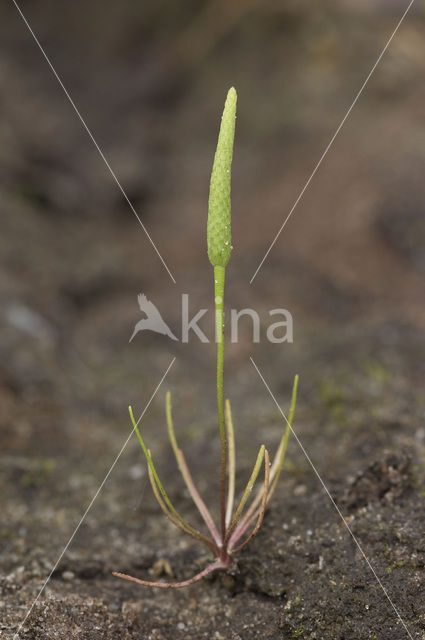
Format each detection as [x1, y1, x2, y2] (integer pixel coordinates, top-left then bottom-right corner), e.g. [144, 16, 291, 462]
[207, 87, 237, 268]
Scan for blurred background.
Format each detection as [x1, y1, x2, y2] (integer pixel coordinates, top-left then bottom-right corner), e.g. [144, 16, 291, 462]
[1, 0, 425, 635]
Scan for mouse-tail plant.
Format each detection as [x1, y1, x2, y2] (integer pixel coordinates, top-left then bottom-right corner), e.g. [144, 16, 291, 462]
[113, 88, 299, 588]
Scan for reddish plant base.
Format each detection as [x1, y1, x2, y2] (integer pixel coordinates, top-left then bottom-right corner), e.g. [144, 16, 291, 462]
[113, 377, 297, 589]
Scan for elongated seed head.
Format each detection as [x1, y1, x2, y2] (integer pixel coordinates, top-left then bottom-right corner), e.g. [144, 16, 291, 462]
[207, 87, 237, 267]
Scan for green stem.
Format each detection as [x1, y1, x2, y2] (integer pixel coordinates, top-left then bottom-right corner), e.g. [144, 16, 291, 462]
[214, 264, 226, 542]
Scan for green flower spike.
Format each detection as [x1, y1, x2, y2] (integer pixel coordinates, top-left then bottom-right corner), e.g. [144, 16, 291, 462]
[113, 88, 299, 589]
[207, 86, 237, 269]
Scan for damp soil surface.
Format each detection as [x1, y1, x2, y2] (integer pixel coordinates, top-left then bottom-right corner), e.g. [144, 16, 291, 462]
[3, 323, 425, 640]
[2, 1, 425, 639]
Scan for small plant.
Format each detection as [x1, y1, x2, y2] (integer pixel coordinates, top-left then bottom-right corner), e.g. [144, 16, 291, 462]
[113, 88, 298, 588]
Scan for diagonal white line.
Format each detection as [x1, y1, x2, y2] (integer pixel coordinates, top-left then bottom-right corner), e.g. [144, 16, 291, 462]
[250, 357, 414, 640]
[11, 0, 176, 285]
[12, 357, 176, 640]
[250, 0, 416, 284]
